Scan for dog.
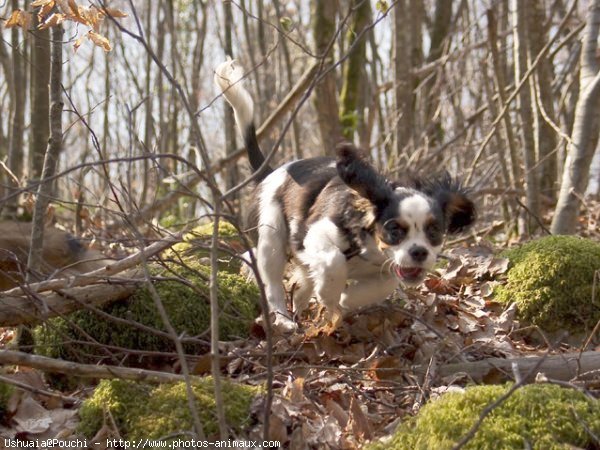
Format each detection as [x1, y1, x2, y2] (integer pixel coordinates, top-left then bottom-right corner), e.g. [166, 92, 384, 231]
[215, 60, 476, 332]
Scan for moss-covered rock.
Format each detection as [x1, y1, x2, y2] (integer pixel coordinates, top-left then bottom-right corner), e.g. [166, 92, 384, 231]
[368, 384, 600, 450]
[78, 377, 261, 440]
[34, 258, 259, 364]
[170, 221, 245, 273]
[495, 236, 600, 332]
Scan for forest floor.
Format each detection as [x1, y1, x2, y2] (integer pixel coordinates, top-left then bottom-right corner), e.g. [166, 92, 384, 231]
[0, 200, 599, 449]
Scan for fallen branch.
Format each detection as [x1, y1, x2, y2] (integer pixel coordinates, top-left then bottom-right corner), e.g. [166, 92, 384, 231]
[2, 232, 182, 296]
[413, 351, 600, 382]
[0, 279, 140, 327]
[0, 350, 191, 384]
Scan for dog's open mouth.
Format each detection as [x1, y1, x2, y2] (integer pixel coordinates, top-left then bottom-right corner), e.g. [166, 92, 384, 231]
[394, 266, 425, 283]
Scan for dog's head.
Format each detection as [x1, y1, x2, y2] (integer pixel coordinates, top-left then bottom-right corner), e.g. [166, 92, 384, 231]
[336, 143, 476, 285]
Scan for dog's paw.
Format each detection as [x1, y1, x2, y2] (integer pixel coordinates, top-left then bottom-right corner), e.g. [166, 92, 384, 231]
[273, 315, 298, 334]
[256, 313, 298, 334]
[323, 307, 343, 335]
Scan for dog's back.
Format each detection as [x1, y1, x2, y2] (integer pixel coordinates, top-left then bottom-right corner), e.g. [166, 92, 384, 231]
[0, 222, 105, 290]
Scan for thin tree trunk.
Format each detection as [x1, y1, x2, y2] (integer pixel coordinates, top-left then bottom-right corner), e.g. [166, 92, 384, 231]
[512, 0, 540, 232]
[223, 0, 239, 193]
[28, 24, 64, 276]
[29, 9, 51, 182]
[393, 0, 414, 155]
[312, 0, 343, 155]
[528, 0, 558, 199]
[552, 0, 600, 234]
[5, 0, 26, 217]
[339, 0, 371, 141]
[487, 8, 521, 190]
[424, 0, 453, 146]
[141, 0, 153, 208]
[272, 0, 302, 159]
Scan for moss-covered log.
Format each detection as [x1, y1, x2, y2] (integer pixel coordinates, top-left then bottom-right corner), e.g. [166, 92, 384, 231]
[34, 257, 259, 365]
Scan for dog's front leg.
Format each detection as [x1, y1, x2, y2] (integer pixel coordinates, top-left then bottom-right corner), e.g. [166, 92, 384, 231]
[305, 249, 347, 327]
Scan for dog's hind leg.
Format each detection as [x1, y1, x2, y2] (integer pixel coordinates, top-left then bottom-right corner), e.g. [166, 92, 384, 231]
[257, 219, 295, 333]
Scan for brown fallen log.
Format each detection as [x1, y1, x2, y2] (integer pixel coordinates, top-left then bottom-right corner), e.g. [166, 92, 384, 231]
[0, 279, 140, 327]
[413, 351, 600, 382]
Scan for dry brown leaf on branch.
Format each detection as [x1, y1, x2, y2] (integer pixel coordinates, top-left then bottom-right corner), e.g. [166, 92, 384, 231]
[81, 6, 105, 31]
[88, 31, 112, 51]
[30, 0, 54, 7]
[101, 7, 128, 18]
[37, 2, 55, 20]
[4, 9, 32, 30]
[38, 13, 66, 30]
[73, 33, 87, 52]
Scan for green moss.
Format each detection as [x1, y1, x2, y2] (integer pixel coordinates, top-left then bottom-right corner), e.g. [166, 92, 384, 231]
[0, 381, 14, 417]
[170, 221, 244, 273]
[368, 384, 600, 450]
[495, 236, 600, 332]
[78, 377, 261, 440]
[34, 258, 259, 364]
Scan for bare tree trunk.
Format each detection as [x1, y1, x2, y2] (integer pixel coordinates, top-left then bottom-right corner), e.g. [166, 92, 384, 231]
[393, 0, 418, 155]
[552, 0, 600, 234]
[487, 7, 521, 190]
[512, 0, 540, 232]
[528, 0, 558, 199]
[223, 0, 238, 193]
[339, 0, 371, 141]
[28, 24, 64, 276]
[29, 9, 51, 182]
[272, 0, 302, 159]
[140, 0, 154, 208]
[424, 0, 453, 146]
[312, 0, 343, 155]
[5, 0, 26, 217]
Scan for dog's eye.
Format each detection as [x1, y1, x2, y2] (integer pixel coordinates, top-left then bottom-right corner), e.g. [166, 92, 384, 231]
[425, 222, 443, 245]
[383, 222, 407, 245]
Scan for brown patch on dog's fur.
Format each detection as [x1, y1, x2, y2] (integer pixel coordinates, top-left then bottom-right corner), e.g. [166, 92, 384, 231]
[351, 194, 376, 229]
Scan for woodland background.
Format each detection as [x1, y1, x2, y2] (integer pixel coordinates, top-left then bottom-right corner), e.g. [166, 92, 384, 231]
[1, 0, 600, 448]
[1, 0, 599, 236]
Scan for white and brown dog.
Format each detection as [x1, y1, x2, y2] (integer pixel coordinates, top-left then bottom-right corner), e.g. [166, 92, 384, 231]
[215, 60, 476, 332]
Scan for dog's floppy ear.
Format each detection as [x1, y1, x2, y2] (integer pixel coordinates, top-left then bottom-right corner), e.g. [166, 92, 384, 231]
[336, 143, 393, 209]
[417, 172, 476, 234]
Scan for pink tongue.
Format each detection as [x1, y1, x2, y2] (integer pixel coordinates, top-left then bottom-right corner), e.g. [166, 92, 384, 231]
[396, 267, 422, 278]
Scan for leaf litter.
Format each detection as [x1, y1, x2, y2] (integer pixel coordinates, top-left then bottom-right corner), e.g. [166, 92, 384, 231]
[0, 244, 594, 449]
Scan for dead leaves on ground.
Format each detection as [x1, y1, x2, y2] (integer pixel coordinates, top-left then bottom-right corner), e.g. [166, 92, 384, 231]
[4, 1, 127, 52]
[0, 244, 580, 449]
[213, 245, 539, 448]
[0, 369, 81, 447]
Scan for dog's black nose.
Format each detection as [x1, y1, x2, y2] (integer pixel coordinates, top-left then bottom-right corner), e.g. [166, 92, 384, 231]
[409, 246, 428, 263]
